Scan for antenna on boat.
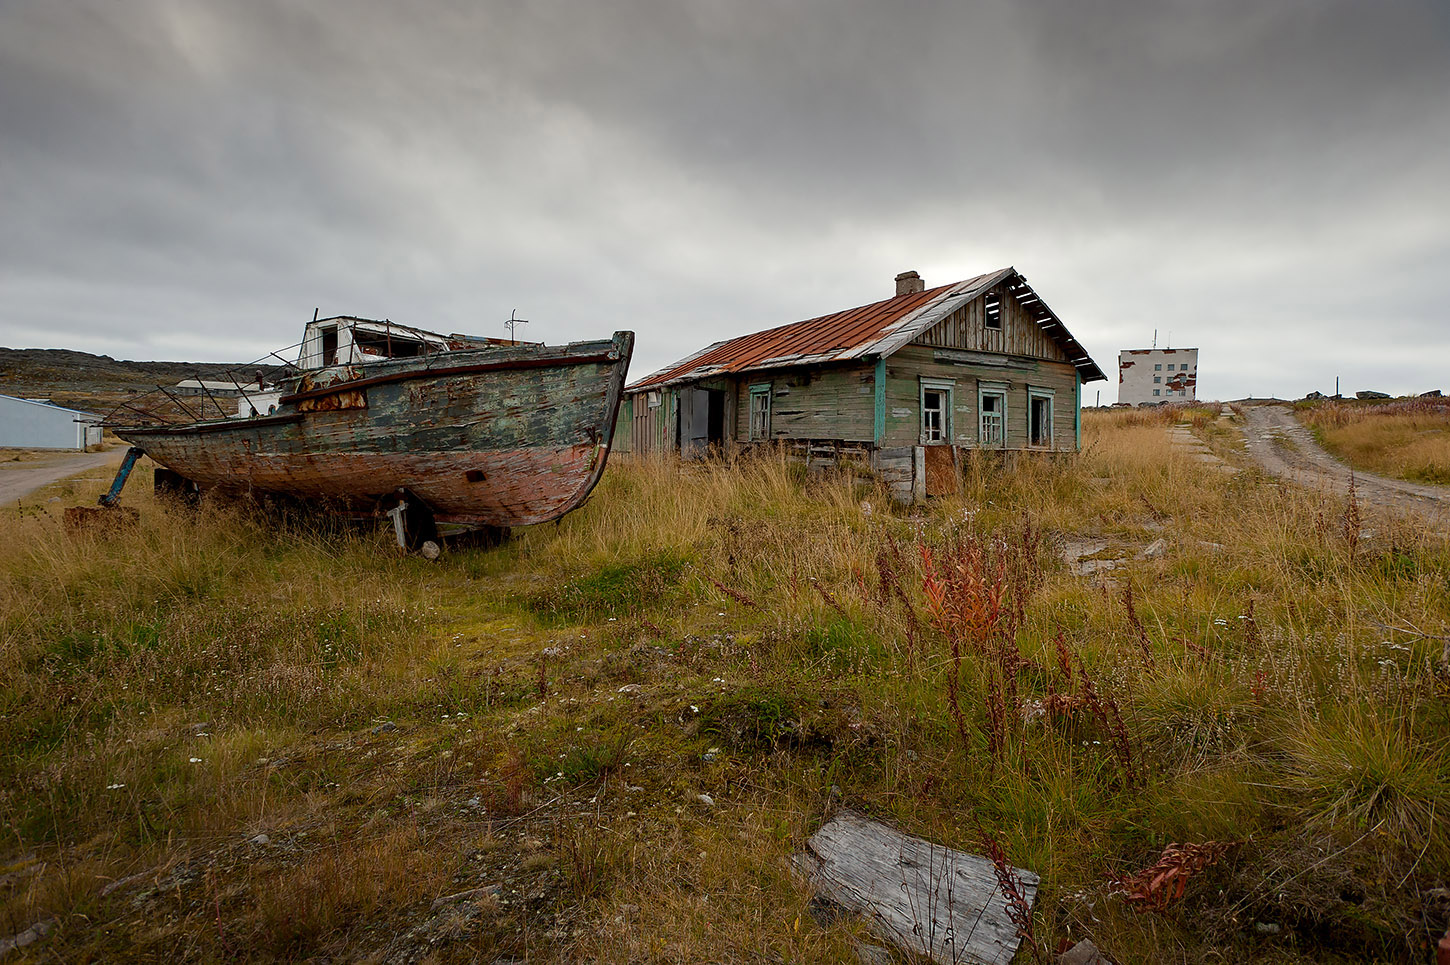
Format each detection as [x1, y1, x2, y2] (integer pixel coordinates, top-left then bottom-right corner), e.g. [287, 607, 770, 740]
[504, 309, 529, 345]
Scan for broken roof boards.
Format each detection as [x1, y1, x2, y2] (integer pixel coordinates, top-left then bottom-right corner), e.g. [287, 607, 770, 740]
[798, 811, 1039, 965]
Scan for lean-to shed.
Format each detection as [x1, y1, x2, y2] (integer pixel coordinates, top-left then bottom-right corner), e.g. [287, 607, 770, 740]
[617, 268, 1106, 500]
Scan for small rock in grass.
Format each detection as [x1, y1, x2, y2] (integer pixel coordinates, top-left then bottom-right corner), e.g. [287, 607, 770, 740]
[1058, 938, 1110, 964]
[1, 918, 54, 954]
[853, 942, 893, 965]
[1141, 538, 1167, 560]
[696, 793, 715, 808]
[371, 721, 397, 734]
[617, 684, 642, 694]
[1254, 922, 1281, 935]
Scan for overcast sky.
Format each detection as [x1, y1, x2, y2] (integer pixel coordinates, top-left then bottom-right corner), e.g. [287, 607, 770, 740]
[2, 1, 1446, 401]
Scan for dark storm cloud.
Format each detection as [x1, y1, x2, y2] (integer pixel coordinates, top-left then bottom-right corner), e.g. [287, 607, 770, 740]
[1, 0, 1446, 398]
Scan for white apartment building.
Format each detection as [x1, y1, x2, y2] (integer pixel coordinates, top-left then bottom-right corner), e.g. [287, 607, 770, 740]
[1118, 348, 1198, 405]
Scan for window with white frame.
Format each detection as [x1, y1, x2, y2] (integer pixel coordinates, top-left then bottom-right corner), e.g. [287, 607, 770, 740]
[749, 384, 772, 440]
[1028, 388, 1054, 448]
[919, 378, 954, 443]
[978, 383, 1006, 446]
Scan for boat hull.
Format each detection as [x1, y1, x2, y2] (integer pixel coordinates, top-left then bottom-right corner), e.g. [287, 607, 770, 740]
[114, 333, 633, 528]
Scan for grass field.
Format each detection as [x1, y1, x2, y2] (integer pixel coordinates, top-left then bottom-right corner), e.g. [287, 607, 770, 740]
[1298, 398, 1450, 485]
[2, 409, 1448, 963]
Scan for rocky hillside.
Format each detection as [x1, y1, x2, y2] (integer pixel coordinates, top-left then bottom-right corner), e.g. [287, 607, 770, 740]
[0, 347, 282, 416]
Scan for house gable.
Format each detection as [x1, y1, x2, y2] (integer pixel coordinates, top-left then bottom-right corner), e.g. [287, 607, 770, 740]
[910, 283, 1072, 363]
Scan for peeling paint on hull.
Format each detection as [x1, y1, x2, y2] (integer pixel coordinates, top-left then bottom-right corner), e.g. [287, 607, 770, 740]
[114, 333, 634, 528]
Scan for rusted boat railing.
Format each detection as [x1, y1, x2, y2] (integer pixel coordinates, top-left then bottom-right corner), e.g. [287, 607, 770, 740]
[99, 339, 306, 429]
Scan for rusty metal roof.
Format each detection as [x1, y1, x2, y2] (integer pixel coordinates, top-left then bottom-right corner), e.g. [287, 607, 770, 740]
[628, 268, 1106, 389]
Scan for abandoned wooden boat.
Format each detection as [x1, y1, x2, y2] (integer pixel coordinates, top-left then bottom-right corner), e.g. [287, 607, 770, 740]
[100, 317, 634, 545]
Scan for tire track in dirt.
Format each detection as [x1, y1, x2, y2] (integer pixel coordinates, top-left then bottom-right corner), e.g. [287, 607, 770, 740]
[1238, 402, 1450, 527]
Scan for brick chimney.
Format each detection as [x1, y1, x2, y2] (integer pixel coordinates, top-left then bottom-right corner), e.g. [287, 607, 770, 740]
[895, 270, 924, 296]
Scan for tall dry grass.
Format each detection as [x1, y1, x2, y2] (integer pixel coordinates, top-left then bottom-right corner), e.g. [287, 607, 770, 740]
[1299, 398, 1450, 483]
[3, 414, 1448, 962]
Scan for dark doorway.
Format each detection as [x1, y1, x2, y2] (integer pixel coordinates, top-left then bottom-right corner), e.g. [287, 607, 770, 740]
[680, 387, 727, 459]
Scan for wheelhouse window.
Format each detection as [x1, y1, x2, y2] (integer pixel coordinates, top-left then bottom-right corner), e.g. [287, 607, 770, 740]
[919, 378, 954, 444]
[353, 329, 427, 359]
[978, 383, 1007, 446]
[749, 384, 772, 441]
[1028, 388, 1054, 448]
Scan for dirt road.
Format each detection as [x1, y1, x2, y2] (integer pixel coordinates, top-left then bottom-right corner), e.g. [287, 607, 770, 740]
[0, 448, 126, 506]
[1239, 403, 1450, 523]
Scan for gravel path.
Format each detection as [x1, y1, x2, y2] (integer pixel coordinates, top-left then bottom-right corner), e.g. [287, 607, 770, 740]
[1239, 402, 1450, 523]
[0, 448, 127, 506]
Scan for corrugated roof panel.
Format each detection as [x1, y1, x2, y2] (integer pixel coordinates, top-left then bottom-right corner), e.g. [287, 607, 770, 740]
[629, 268, 1105, 389]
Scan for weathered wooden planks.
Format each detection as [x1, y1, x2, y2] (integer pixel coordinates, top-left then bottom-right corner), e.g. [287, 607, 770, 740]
[116, 333, 633, 529]
[797, 811, 1038, 965]
[881, 346, 1078, 450]
[913, 285, 1071, 364]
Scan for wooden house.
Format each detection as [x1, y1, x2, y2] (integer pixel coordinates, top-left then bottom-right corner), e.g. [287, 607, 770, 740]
[616, 268, 1106, 499]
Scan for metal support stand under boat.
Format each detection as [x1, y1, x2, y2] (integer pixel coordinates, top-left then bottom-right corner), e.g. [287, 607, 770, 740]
[382, 488, 441, 558]
[384, 498, 410, 549]
[99, 447, 146, 507]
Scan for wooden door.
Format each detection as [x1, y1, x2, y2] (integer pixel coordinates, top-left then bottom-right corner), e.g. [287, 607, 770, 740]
[924, 445, 958, 496]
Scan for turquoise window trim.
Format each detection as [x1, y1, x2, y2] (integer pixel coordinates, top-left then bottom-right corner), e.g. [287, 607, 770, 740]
[1027, 385, 1055, 449]
[873, 357, 886, 444]
[1074, 372, 1082, 449]
[977, 381, 1008, 447]
[919, 376, 956, 444]
[748, 383, 772, 441]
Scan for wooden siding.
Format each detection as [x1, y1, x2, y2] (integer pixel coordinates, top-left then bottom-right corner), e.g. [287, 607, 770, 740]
[880, 345, 1078, 451]
[626, 387, 676, 455]
[911, 285, 1070, 363]
[732, 364, 875, 443]
[117, 333, 634, 529]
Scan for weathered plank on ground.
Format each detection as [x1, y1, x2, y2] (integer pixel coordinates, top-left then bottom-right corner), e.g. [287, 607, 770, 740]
[796, 811, 1038, 965]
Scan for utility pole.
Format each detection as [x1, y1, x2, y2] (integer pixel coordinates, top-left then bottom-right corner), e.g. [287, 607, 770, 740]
[503, 309, 529, 345]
